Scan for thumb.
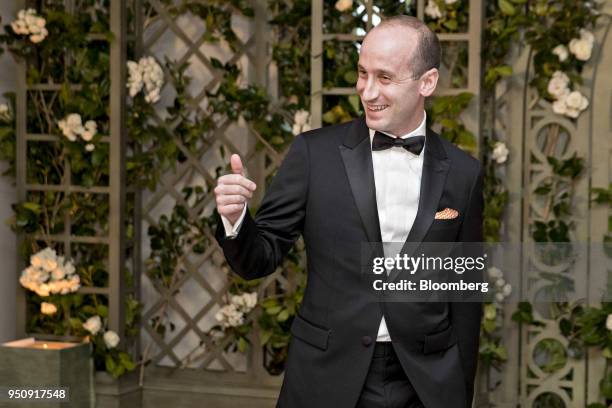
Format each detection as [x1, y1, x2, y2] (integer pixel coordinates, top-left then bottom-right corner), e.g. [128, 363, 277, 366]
[230, 154, 244, 175]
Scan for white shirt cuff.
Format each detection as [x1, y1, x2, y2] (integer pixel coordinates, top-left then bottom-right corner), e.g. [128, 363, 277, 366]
[221, 205, 247, 238]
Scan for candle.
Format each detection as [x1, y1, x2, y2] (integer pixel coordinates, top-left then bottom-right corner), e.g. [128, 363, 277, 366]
[2, 337, 80, 350]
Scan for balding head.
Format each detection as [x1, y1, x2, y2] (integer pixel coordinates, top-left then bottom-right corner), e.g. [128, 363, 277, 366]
[365, 15, 440, 79]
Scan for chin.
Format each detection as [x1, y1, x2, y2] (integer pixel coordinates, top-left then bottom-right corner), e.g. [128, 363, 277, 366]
[365, 116, 387, 132]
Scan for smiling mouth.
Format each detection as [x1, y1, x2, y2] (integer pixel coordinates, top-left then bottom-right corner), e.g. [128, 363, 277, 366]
[367, 105, 388, 112]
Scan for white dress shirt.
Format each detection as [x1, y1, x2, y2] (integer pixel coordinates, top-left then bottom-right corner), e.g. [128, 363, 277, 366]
[222, 112, 428, 342]
[371, 112, 427, 342]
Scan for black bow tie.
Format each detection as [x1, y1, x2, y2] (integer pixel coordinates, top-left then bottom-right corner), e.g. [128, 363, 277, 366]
[372, 131, 425, 155]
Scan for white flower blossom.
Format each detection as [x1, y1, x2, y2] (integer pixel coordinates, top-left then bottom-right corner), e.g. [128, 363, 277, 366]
[569, 30, 594, 61]
[292, 110, 312, 136]
[0, 103, 10, 120]
[552, 90, 589, 119]
[445, 0, 459, 4]
[215, 304, 245, 328]
[40, 302, 57, 315]
[20, 247, 79, 297]
[487, 266, 503, 280]
[57, 114, 98, 148]
[552, 97, 568, 116]
[552, 45, 569, 62]
[334, 0, 353, 12]
[103, 330, 120, 348]
[83, 315, 102, 335]
[606, 314, 612, 331]
[85, 143, 95, 152]
[127, 57, 164, 104]
[215, 292, 258, 329]
[491, 142, 509, 164]
[495, 293, 505, 303]
[547, 71, 570, 99]
[424, 0, 443, 19]
[10, 9, 48, 44]
[502, 283, 512, 297]
[495, 278, 506, 288]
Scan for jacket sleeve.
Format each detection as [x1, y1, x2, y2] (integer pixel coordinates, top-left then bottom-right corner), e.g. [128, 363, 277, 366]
[215, 134, 309, 281]
[450, 163, 484, 407]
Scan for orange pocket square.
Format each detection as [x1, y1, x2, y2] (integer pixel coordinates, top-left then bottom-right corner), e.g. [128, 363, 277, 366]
[434, 208, 459, 220]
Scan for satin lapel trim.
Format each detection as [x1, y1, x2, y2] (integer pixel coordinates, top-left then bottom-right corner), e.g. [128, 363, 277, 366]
[339, 122, 382, 244]
[389, 131, 450, 282]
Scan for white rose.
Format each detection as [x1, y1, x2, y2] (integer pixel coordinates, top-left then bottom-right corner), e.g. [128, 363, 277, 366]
[82, 315, 102, 335]
[565, 90, 589, 110]
[424, 0, 443, 19]
[244, 292, 258, 309]
[552, 45, 568, 62]
[502, 283, 512, 297]
[495, 278, 505, 288]
[334, 0, 353, 12]
[36, 283, 50, 297]
[0, 103, 9, 116]
[40, 302, 57, 315]
[495, 293, 505, 303]
[43, 258, 58, 272]
[491, 142, 509, 164]
[81, 130, 94, 142]
[231, 295, 245, 308]
[606, 314, 612, 331]
[487, 266, 503, 280]
[103, 330, 120, 348]
[294, 110, 310, 126]
[552, 97, 568, 115]
[30, 32, 46, 43]
[569, 38, 593, 61]
[445, 0, 459, 4]
[547, 71, 570, 98]
[84, 120, 97, 132]
[51, 267, 65, 280]
[85, 143, 95, 152]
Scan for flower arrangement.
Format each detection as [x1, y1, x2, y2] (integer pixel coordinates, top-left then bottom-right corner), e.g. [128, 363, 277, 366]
[214, 292, 258, 329]
[19, 247, 80, 297]
[82, 315, 135, 378]
[291, 110, 311, 136]
[127, 57, 164, 104]
[10, 9, 47, 44]
[57, 113, 98, 151]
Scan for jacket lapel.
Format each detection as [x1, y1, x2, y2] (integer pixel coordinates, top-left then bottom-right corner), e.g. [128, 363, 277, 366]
[339, 118, 382, 244]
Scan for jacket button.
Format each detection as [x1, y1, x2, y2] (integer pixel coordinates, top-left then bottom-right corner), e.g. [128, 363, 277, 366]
[362, 336, 373, 346]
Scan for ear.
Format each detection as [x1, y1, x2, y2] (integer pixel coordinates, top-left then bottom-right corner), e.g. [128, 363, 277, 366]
[419, 68, 439, 97]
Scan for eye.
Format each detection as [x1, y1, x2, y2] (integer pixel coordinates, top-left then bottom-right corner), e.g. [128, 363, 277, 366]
[379, 75, 392, 83]
[358, 69, 367, 78]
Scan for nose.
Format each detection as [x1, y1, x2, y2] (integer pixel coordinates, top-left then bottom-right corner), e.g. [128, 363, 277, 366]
[358, 77, 378, 102]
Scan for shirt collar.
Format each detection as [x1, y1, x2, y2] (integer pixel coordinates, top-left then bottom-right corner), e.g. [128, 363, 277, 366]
[369, 111, 427, 156]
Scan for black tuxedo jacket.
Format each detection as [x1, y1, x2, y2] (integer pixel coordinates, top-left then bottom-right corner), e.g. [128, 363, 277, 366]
[216, 117, 484, 408]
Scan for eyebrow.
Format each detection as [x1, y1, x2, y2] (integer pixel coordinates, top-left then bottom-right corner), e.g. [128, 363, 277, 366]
[357, 64, 395, 77]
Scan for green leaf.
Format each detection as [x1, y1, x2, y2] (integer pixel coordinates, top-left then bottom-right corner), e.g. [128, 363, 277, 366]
[237, 337, 248, 353]
[343, 71, 357, 84]
[97, 304, 109, 318]
[498, 0, 516, 16]
[277, 309, 290, 322]
[22, 202, 41, 213]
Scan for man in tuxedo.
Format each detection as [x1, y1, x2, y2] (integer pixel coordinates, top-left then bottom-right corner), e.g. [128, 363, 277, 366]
[215, 15, 483, 408]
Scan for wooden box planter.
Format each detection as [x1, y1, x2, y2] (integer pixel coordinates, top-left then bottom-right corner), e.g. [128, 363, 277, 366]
[0, 338, 94, 407]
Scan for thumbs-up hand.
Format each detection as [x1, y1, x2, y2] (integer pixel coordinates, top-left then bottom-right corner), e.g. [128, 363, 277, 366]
[215, 154, 257, 225]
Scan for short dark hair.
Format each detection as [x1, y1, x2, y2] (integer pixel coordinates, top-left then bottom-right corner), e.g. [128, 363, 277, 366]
[371, 15, 441, 79]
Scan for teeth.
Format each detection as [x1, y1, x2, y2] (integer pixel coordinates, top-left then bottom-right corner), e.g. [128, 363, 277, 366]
[369, 105, 388, 111]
